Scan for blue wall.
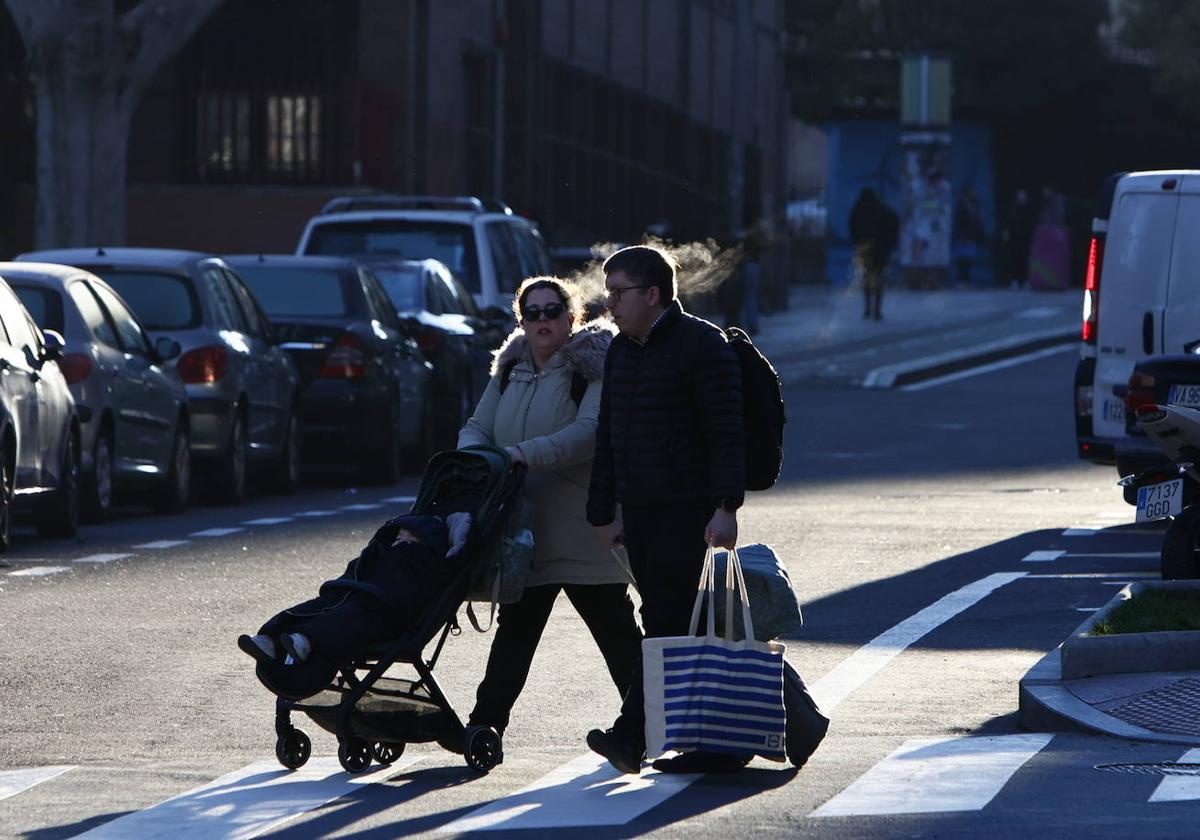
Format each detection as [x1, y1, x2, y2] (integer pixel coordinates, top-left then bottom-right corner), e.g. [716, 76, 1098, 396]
[823, 119, 996, 286]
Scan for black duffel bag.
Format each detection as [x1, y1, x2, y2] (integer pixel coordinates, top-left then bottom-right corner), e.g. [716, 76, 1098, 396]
[784, 662, 829, 768]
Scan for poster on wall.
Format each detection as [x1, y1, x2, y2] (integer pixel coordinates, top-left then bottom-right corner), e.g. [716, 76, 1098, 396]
[899, 134, 951, 287]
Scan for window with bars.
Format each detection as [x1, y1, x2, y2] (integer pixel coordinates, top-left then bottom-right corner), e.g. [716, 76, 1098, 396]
[265, 94, 321, 176]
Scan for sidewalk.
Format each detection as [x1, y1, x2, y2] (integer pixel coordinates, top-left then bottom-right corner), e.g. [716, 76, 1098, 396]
[749, 284, 1081, 387]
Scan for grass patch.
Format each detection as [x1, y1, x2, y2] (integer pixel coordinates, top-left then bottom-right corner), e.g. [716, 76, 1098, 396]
[1090, 589, 1200, 635]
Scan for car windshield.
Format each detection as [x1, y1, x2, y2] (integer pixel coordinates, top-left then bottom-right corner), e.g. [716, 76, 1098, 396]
[11, 285, 64, 333]
[234, 265, 353, 317]
[94, 271, 199, 330]
[369, 265, 423, 311]
[304, 220, 481, 292]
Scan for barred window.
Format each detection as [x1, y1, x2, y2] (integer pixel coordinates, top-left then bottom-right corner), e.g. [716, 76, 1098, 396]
[266, 94, 321, 176]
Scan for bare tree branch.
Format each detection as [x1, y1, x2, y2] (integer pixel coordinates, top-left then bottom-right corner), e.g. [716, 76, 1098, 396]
[3, 0, 70, 66]
[116, 0, 224, 113]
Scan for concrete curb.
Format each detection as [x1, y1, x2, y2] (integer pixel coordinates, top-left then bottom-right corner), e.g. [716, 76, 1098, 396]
[862, 326, 1078, 389]
[1019, 580, 1200, 744]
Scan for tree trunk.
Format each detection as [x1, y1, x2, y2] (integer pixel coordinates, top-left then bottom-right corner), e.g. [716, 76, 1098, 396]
[29, 9, 130, 250]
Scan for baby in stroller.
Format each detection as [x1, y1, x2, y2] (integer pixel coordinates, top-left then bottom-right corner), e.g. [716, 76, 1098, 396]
[238, 511, 472, 699]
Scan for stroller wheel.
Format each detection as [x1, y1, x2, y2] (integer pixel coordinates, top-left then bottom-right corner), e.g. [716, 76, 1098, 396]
[464, 725, 503, 772]
[275, 729, 311, 770]
[338, 737, 373, 773]
[372, 741, 406, 765]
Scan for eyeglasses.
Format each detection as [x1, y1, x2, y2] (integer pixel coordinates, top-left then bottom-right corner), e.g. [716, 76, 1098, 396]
[521, 302, 566, 322]
[605, 284, 654, 303]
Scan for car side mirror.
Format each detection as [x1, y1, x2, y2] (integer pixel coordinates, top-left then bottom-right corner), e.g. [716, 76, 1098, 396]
[41, 329, 65, 362]
[154, 336, 182, 363]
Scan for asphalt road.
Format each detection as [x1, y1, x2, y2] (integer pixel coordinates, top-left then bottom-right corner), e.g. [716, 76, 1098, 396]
[2, 346, 1197, 838]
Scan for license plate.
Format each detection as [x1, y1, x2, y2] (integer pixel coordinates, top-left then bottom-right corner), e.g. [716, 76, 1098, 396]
[1169, 384, 1200, 408]
[1136, 478, 1184, 522]
[1102, 399, 1126, 423]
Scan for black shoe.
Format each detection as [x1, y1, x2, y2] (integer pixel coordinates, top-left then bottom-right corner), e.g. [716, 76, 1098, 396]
[651, 751, 752, 774]
[587, 728, 644, 775]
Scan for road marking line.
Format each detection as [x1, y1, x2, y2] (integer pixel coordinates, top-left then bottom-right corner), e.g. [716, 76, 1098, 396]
[1102, 581, 1134, 586]
[190, 528, 245, 538]
[294, 510, 337, 517]
[74, 553, 134, 564]
[383, 495, 416, 504]
[340, 503, 383, 511]
[1074, 607, 1104, 612]
[1062, 528, 1098, 536]
[1150, 748, 1200, 803]
[1026, 572, 1157, 580]
[134, 540, 189, 550]
[439, 753, 700, 833]
[7, 566, 71, 577]
[810, 572, 1026, 713]
[1064, 551, 1158, 558]
[898, 345, 1077, 392]
[243, 517, 293, 526]
[811, 734, 1053, 817]
[0, 765, 74, 801]
[863, 327, 1076, 389]
[75, 756, 415, 839]
[1022, 550, 1065, 563]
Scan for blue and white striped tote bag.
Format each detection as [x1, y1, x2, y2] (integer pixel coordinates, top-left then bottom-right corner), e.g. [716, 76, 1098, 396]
[643, 546, 787, 761]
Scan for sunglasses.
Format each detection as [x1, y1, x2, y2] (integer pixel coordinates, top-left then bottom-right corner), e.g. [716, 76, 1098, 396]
[521, 302, 566, 322]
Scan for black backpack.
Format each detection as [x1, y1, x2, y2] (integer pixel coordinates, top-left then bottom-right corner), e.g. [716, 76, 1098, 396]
[499, 358, 588, 407]
[725, 327, 785, 491]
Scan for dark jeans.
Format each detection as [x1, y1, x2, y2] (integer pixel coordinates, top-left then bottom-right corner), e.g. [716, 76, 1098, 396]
[611, 501, 712, 749]
[469, 582, 642, 734]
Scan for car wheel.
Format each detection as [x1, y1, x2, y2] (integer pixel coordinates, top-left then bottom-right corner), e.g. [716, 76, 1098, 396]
[210, 412, 247, 505]
[153, 424, 191, 515]
[0, 450, 12, 553]
[35, 432, 79, 538]
[363, 398, 402, 486]
[82, 431, 114, 524]
[273, 410, 301, 494]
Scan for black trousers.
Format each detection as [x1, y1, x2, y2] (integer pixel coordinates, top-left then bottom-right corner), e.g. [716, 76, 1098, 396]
[469, 582, 642, 734]
[611, 501, 712, 748]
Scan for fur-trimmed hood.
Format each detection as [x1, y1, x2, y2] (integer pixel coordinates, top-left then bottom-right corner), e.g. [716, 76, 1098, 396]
[490, 319, 616, 381]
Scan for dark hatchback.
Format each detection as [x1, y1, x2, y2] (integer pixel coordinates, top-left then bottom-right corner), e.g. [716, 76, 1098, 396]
[224, 255, 432, 482]
[367, 258, 507, 449]
[1116, 355, 1200, 502]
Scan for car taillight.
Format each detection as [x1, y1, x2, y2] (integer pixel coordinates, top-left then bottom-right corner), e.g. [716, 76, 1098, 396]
[59, 353, 93, 385]
[1124, 370, 1156, 412]
[1082, 235, 1104, 344]
[317, 333, 367, 379]
[177, 345, 228, 384]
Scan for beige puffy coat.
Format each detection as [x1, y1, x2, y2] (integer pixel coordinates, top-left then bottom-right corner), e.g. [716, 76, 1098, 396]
[457, 321, 632, 587]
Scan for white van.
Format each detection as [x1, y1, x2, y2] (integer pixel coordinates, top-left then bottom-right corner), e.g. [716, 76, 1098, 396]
[1075, 170, 1200, 465]
[295, 195, 553, 316]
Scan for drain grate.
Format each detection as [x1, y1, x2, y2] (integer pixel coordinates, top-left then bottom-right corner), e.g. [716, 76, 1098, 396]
[1105, 678, 1200, 737]
[1095, 762, 1200, 777]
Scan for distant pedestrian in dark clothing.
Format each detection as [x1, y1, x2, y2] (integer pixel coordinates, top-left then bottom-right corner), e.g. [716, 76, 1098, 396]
[716, 264, 745, 330]
[1001, 188, 1035, 288]
[849, 188, 899, 320]
[585, 245, 748, 776]
[953, 187, 987, 286]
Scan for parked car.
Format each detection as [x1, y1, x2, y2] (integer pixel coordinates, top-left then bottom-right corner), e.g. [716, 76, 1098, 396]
[0, 273, 80, 545]
[294, 194, 553, 315]
[367, 258, 508, 447]
[223, 255, 433, 482]
[17, 248, 301, 504]
[1114, 354, 1200, 505]
[1075, 170, 1200, 466]
[1, 262, 189, 520]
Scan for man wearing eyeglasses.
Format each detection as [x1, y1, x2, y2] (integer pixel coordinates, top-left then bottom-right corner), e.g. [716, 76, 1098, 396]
[585, 244, 747, 775]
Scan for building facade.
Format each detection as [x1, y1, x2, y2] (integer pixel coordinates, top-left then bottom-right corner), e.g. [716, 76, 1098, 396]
[1, 0, 788, 259]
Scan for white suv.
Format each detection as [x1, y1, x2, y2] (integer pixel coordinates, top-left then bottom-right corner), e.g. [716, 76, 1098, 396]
[295, 196, 552, 315]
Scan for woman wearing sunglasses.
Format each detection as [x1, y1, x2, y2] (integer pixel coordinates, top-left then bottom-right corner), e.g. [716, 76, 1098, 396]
[457, 276, 641, 752]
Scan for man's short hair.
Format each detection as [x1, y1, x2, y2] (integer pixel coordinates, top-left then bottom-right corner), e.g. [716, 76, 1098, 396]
[602, 245, 677, 302]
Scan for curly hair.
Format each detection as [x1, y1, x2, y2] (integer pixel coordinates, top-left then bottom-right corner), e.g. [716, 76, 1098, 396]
[512, 276, 583, 323]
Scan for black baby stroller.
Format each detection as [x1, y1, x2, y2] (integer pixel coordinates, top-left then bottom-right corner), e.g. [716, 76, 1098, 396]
[269, 445, 525, 774]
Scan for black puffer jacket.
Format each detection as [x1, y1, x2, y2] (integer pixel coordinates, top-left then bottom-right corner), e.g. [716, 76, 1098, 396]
[587, 300, 744, 524]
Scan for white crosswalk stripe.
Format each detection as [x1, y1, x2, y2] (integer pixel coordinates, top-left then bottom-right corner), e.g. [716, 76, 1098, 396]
[0, 765, 74, 801]
[7, 565, 70, 577]
[75, 756, 415, 839]
[440, 753, 701, 832]
[1150, 748, 1200, 803]
[811, 734, 1054, 817]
